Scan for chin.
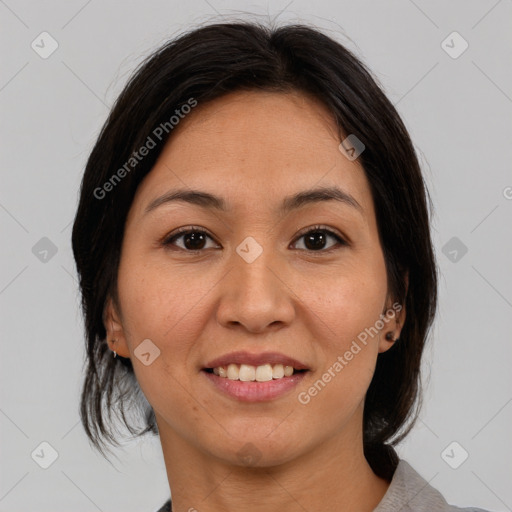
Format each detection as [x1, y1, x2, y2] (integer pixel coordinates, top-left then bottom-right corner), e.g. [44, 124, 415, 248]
[210, 432, 304, 469]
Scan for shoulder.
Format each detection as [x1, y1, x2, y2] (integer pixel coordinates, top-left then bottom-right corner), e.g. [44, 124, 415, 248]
[373, 459, 492, 512]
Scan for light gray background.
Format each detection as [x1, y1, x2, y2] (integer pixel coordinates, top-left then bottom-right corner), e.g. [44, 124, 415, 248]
[1, 1, 511, 511]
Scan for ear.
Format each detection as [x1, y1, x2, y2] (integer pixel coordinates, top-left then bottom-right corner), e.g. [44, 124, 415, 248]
[104, 297, 131, 358]
[378, 271, 408, 354]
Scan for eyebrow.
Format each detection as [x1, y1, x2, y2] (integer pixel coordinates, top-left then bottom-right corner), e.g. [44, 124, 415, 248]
[144, 185, 363, 216]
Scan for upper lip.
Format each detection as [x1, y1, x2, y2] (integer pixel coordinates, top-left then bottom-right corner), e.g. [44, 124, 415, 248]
[204, 351, 310, 370]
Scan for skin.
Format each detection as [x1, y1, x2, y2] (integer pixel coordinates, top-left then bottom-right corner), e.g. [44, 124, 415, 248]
[106, 90, 406, 512]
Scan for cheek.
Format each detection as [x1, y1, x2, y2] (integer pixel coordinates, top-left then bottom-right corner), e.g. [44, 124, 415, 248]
[299, 285, 382, 424]
[302, 261, 387, 345]
[116, 254, 219, 415]
[118, 253, 212, 345]
[117, 257, 209, 422]
[298, 350, 377, 440]
[296, 264, 386, 407]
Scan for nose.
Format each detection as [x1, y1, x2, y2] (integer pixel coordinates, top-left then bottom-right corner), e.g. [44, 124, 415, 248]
[215, 242, 296, 333]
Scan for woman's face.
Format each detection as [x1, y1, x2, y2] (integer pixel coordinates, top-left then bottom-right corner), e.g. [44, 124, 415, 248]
[108, 90, 403, 467]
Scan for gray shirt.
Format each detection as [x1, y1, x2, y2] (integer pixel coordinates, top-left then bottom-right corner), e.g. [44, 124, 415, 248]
[155, 458, 491, 511]
[373, 459, 491, 512]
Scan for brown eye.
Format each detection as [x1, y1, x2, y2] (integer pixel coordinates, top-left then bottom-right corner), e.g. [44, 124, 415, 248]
[163, 227, 218, 252]
[292, 226, 347, 252]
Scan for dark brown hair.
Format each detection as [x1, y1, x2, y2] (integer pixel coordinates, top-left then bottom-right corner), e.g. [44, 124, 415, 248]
[71, 20, 438, 480]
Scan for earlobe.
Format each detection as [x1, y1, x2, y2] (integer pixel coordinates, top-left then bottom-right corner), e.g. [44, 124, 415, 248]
[379, 288, 407, 354]
[104, 297, 131, 359]
[379, 329, 400, 354]
[378, 331, 398, 354]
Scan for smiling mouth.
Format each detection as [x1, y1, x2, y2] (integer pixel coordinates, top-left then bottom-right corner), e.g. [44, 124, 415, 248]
[202, 363, 308, 382]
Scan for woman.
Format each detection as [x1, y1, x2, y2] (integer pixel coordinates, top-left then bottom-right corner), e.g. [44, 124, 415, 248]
[71, 21, 490, 512]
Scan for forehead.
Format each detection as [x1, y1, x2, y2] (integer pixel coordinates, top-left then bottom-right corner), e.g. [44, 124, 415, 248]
[129, 90, 374, 222]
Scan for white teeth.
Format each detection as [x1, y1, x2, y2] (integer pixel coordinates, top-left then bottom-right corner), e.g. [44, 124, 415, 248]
[255, 364, 273, 382]
[211, 363, 300, 381]
[284, 365, 294, 377]
[227, 363, 239, 380]
[239, 364, 256, 381]
[272, 364, 284, 379]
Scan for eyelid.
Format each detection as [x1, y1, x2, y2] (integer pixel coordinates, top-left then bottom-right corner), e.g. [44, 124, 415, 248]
[161, 225, 218, 246]
[292, 224, 345, 241]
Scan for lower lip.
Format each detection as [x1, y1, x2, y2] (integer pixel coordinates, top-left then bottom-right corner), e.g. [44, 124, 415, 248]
[201, 370, 308, 402]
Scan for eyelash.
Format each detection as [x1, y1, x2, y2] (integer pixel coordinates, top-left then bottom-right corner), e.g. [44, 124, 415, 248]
[161, 224, 347, 254]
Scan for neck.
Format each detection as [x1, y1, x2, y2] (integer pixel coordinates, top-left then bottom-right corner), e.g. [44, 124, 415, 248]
[156, 412, 391, 512]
